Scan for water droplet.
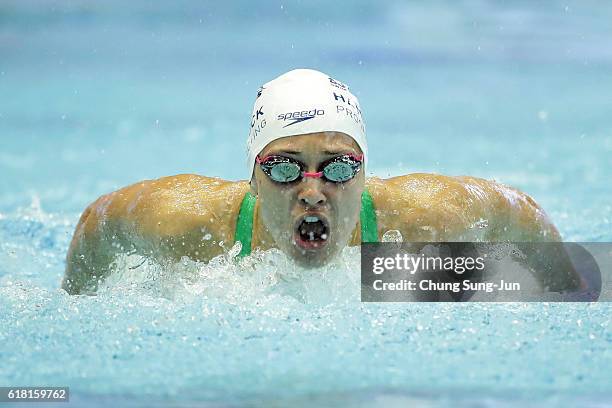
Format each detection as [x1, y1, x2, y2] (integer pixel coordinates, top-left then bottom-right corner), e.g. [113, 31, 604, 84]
[537, 110, 548, 122]
[474, 219, 489, 229]
[228, 241, 242, 258]
[382, 230, 403, 243]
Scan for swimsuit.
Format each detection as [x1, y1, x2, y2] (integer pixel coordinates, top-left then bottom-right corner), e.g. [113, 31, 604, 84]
[233, 189, 379, 257]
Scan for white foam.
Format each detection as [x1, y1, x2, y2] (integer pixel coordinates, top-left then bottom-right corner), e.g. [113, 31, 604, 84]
[98, 244, 363, 306]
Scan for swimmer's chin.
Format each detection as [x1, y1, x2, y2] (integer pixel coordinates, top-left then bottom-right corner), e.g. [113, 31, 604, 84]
[287, 241, 340, 268]
[292, 254, 331, 268]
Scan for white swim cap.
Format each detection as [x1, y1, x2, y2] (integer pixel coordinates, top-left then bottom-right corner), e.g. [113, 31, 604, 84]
[246, 69, 367, 179]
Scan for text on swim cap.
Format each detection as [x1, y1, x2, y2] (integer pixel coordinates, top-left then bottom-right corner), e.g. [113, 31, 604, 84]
[277, 109, 325, 121]
[329, 77, 348, 91]
[336, 105, 365, 132]
[277, 109, 325, 128]
[251, 106, 264, 128]
[333, 92, 361, 115]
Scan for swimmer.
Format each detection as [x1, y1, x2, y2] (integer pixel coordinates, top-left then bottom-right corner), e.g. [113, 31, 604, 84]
[62, 69, 585, 295]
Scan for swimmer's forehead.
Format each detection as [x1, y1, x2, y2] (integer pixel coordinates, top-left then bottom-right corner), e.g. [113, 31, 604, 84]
[261, 132, 361, 157]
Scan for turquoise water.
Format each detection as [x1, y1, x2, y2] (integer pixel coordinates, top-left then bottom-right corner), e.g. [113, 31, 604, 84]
[1, 1, 611, 406]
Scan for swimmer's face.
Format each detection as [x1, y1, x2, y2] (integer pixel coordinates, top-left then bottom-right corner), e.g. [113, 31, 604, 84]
[251, 132, 365, 267]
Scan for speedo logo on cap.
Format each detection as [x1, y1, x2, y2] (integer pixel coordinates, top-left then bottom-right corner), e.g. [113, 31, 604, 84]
[277, 109, 325, 128]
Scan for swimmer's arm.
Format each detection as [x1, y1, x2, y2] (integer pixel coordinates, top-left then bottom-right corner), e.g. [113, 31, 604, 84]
[451, 176, 583, 291]
[62, 195, 122, 294]
[62, 175, 248, 294]
[61, 188, 156, 295]
[487, 181, 584, 292]
[369, 174, 582, 292]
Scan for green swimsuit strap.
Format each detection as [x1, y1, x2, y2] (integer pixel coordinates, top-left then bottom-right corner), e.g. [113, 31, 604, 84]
[360, 189, 379, 243]
[234, 189, 378, 257]
[234, 191, 257, 257]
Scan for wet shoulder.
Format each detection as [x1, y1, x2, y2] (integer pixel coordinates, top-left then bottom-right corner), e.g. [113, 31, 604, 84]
[109, 174, 250, 239]
[364, 174, 503, 240]
[366, 173, 478, 209]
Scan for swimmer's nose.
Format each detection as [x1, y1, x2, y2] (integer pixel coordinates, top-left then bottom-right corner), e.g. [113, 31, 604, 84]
[298, 179, 327, 207]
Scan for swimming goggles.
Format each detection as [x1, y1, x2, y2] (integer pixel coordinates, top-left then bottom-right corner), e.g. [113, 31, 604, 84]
[256, 153, 363, 183]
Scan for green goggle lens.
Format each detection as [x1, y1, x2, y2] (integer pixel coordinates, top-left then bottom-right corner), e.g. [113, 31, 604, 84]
[323, 161, 355, 182]
[270, 162, 301, 182]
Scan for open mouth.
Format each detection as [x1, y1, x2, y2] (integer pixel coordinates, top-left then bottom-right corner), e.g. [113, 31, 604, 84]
[293, 214, 330, 250]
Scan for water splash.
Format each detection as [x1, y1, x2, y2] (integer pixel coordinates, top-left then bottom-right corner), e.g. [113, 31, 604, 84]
[97, 243, 363, 306]
[0, 204, 611, 405]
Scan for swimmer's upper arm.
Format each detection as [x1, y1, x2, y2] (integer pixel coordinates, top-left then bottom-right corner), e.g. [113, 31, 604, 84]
[478, 179, 582, 291]
[368, 174, 581, 292]
[63, 175, 243, 293]
[62, 193, 119, 294]
[484, 180, 562, 241]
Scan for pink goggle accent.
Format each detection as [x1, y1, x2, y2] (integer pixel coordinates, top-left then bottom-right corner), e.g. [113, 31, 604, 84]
[303, 171, 323, 178]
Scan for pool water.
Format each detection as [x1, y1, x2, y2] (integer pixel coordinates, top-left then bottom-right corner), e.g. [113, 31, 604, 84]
[1, 1, 611, 406]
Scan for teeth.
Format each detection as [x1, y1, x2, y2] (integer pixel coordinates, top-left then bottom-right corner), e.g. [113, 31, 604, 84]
[321, 233, 327, 240]
[304, 216, 319, 223]
[308, 231, 315, 241]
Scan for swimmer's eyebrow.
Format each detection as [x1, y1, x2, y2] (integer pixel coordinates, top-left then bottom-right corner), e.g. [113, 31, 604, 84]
[271, 149, 301, 155]
[265, 149, 357, 157]
[322, 149, 356, 155]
